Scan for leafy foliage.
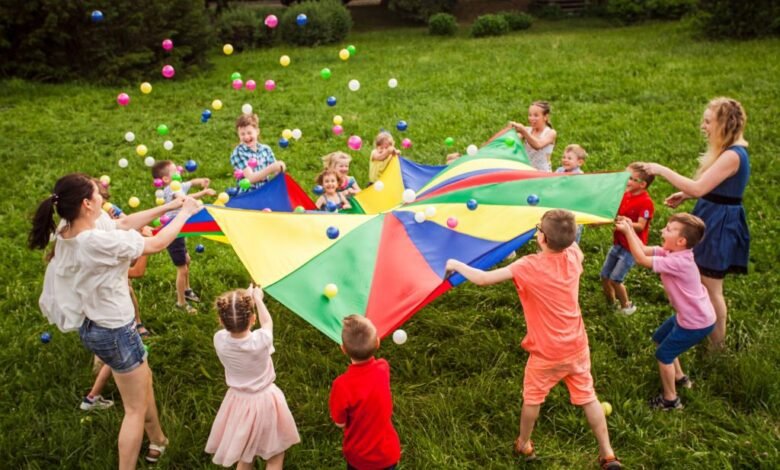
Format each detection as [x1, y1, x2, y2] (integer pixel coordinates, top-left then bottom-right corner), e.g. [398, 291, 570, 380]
[499, 11, 535, 31]
[470, 14, 509, 38]
[279, 0, 352, 47]
[695, 0, 780, 39]
[216, 6, 285, 50]
[428, 13, 458, 36]
[389, 0, 457, 22]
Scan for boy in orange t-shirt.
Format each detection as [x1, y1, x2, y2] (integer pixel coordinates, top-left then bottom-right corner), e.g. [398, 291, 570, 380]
[446, 209, 622, 470]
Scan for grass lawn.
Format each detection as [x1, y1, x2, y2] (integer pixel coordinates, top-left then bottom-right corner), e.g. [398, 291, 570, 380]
[1, 18, 779, 469]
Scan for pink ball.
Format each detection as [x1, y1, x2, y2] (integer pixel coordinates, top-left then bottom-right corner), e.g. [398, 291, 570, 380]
[247, 158, 258, 169]
[245, 79, 256, 91]
[332, 125, 344, 135]
[177, 165, 184, 174]
[402, 138, 412, 149]
[347, 135, 363, 151]
[153, 178, 164, 188]
[264, 79, 276, 91]
[160, 214, 171, 225]
[116, 93, 130, 106]
[262, 208, 272, 212]
[233, 169, 245, 180]
[162, 64, 175, 79]
[232, 79, 243, 90]
[265, 15, 278, 28]
[447, 216, 458, 229]
[162, 39, 173, 51]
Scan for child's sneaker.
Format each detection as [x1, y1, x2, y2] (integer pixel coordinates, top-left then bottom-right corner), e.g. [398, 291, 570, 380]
[599, 455, 623, 470]
[676, 375, 693, 389]
[80, 395, 114, 411]
[184, 289, 200, 303]
[649, 394, 683, 411]
[176, 302, 197, 315]
[618, 302, 637, 315]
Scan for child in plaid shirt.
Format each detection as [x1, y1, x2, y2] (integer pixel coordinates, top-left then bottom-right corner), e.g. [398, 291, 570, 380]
[229, 113, 286, 193]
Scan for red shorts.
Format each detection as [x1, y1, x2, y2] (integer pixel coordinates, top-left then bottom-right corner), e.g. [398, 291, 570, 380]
[523, 347, 597, 406]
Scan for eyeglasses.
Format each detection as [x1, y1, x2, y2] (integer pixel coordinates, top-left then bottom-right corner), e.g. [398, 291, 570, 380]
[629, 176, 644, 183]
[535, 223, 544, 234]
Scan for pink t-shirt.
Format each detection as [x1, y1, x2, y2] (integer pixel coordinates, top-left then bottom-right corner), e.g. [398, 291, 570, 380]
[214, 328, 275, 392]
[652, 248, 716, 330]
[509, 244, 589, 362]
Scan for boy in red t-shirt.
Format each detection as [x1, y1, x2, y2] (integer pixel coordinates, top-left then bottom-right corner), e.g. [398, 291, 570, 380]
[446, 210, 622, 469]
[329, 315, 401, 470]
[600, 163, 655, 315]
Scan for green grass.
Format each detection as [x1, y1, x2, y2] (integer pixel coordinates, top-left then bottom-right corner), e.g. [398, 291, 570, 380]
[1, 19, 780, 469]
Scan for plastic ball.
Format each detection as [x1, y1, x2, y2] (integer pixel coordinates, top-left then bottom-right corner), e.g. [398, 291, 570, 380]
[118, 158, 128, 168]
[323, 283, 338, 299]
[184, 160, 197, 172]
[162, 39, 173, 51]
[195, 244, 205, 253]
[282, 129, 293, 140]
[466, 144, 479, 156]
[136, 144, 148, 156]
[262, 208, 272, 212]
[347, 45, 356, 56]
[527, 194, 540, 206]
[245, 79, 256, 91]
[247, 158, 258, 169]
[397, 120, 408, 131]
[233, 169, 245, 180]
[294, 205, 305, 213]
[144, 156, 155, 167]
[211, 99, 223, 110]
[347, 135, 362, 150]
[291, 128, 302, 140]
[40, 332, 52, 344]
[296, 13, 308, 26]
[102, 202, 113, 213]
[332, 125, 344, 136]
[320, 68, 332, 80]
[151, 218, 161, 227]
[504, 137, 515, 147]
[388, 78, 398, 88]
[466, 198, 478, 210]
[153, 178, 164, 188]
[414, 212, 426, 223]
[156, 124, 169, 136]
[602, 402, 613, 417]
[226, 187, 239, 197]
[339, 49, 350, 61]
[217, 192, 229, 204]
[325, 200, 338, 212]
[163, 140, 174, 151]
[160, 214, 172, 226]
[313, 185, 324, 195]
[117, 93, 130, 106]
[171, 172, 182, 182]
[91, 10, 103, 22]
[402, 188, 416, 204]
[264, 14, 278, 28]
[280, 55, 291, 67]
[156, 198, 164, 206]
[373, 181, 385, 191]
[161, 65, 175, 79]
[241, 103, 253, 114]
[239, 178, 251, 191]
[444, 137, 455, 147]
[124, 131, 135, 142]
[401, 138, 412, 149]
[424, 206, 436, 218]
[326, 226, 340, 239]
[327, 96, 337, 107]
[278, 138, 289, 148]
[447, 217, 458, 228]
[126, 196, 139, 208]
[392, 329, 407, 345]
[333, 115, 343, 125]
[170, 180, 182, 192]
[202, 109, 213, 119]
[231, 72, 242, 81]
[223, 44, 234, 55]
[99, 175, 111, 186]
[348, 79, 360, 92]
[264, 79, 276, 91]
[232, 79, 243, 90]
[140, 82, 152, 94]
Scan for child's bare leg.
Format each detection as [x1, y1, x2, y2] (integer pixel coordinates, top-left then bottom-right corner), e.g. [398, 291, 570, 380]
[516, 403, 540, 451]
[175, 264, 188, 305]
[601, 277, 615, 305]
[236, 460, 255, 470]
[582, 400, 615, 459]
[701, 276, 727, 349]
[184, 254, 192, 291]
[612, 281, 630, 308]
[88, 364, 113, 398]
[673, 358, 685, 380]
[265, 452, 285, 470]
[658, 361, 677, 401]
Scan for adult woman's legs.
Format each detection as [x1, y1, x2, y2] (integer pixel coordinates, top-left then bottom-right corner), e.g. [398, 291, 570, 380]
[143, 366, 167, 449]
[112, 362, 152, 470]
[701, 275, 726, 348]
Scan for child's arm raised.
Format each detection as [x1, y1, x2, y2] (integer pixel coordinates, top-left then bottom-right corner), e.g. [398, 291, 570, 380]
[510, 121, 557, 150]
[245, 161, 286, 184]
[142, 197, 200, 254]
[250, 285, 273, 332]
[615, 218, 653, 268]
[115, 199, 183, 231]
[189, 177, 211, 188]
[189, 188, 217, 200]
[445, 259, 513, 286]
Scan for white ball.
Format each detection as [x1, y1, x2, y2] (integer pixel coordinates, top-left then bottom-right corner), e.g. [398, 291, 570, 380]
[242, 103, 253, 114]
[124, 131, 135, 142]
[388, 78, 398, 88]
[424, 206, 436, 218]
[144, 156, 155, 167]
[155, 189, 164, 198]
[373, 180, 385, 191]
[414, 211, 426, 223]
[348, 79, 360, 92]
[291, 128, 302, 140]
[401, 188, 416, 204]
[392, 329, 407, 345]
[118, 158, 128, 168]
[466, 144, 479, 156]
[163, 140, 174, 151]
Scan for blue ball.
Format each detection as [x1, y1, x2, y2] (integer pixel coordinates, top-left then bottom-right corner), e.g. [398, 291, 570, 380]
[313, 185, 324, 195]
[296, 13, 308, 26]
[91, 10, 103, 22]
[226, 186, 239, 197]
[195, 244, 205, 253]
[184, 159, 198, 172]
[40, 332, 52, 344]
[200, 117, 209, 124]
[111, 204, 123, 216]
[396, 120, 408, 132]
[466, 199, 478, 210]
[202, 109, 212, 119]
[326, 96, 337, 107]
[278, 138, 289, 148]
[326, 226, 340, 239]
[527, 194, 540, 206]
[326, 200, 338, 212]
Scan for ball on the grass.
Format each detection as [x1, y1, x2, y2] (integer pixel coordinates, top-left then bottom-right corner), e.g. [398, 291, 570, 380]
[144, 156, 155, 167]
[392, 329, 407, 345]
[184, 159, 197, 172]
[327, 96, 337, 107]
[296, 13, 308, 26]
[171, 172, 182, 182]
[241, 103, 253, 114]
[202, 109, 213, 119]
[347, 45, 357, 56]
[332, 125, 343, 135]
[162, 39, 173, 51]
[118, 158, 128, 168]
[40, 332, 52, 343]
[195, 244, 205, 253]
[128, 197, 140, 208]
[333, 115, 343, 125]
[339, 49, 350, 61]
[140, 82, 152, 94]
[323, 283, 338, 299]
[282, 129, 293, 140]
[156, 124, 169, 136]
[401, 138, 412, 149]
[388, 78, 398, 88]
[264, 79, 276, 91]
[264, 14, 278, 28]
[99, 175, 111, 186]
[444, 137, 455, 147]
[326, 226, 340, 239]
[163, 140, 174, 151]
[278, 137, 289, 148]
[161, 64, 175, 79]
[245, 79, 256, 91]
[212, 99, 223, 110]
[153, 178, 163, 188]
[136, 144, 148, 156]
[232, 79, 243, 90]
[124, 131, 135, 142]
[601, 401, 613, 417]
[91, 10, 103, 22]
[223, 44, 234, 55]
[347, 135, 362, 151]
[396, 120, 408, 131]
[231, 72, 242, 81]
[292, 128, 302, 140]
[321, 68, 332, 80]
[527, 194, 540, 206]
[116, 93, 130, 106]
[348, 79, 360, 92]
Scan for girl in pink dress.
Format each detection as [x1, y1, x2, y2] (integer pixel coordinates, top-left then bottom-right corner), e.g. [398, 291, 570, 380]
[206, 286, 300, 469]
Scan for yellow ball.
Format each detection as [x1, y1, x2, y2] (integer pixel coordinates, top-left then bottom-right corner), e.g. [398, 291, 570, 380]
[170, 180, 182, 192]
[217, 192, 230, 204]
[333, 115, 343, 125]
[282, 129, 293, 140]
[279, 55, 291, 67]
[339, 49, 350, 61]
[323, 283, 338, 299]
[601, 401, 613, 417]
[99, 175, 111, 185]
[140, 82, 152, 94]
[213, 200, 225, 207]
[128, 197, 140, 208]
[102, 202, 113, 212]
[212, 99, 223, 111]
[136, 144, 148, 157]
[156, 197, 165, 206]
[223, 44, 234, 55]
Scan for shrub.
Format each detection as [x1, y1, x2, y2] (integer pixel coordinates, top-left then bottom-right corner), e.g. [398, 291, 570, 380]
[529, 1, 566, 20]
[428, 13, 458, 36]
[470, 14, 509, 38]
[696, 0, 780, 39]
[605, 0, 646, 23]
[0, 0, 213, 84]
[499, 11, 534, 31]
[648, 0, 698, 19]
[216, 6, 285, 50]
[279, 0, 352, 47]
[389, 0, 457, 22]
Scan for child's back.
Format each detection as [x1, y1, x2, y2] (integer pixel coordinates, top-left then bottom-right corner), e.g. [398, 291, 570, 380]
[214, 328, 275, 391]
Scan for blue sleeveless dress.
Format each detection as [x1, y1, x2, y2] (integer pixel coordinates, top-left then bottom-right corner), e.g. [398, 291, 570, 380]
[692, 146, 750, 276]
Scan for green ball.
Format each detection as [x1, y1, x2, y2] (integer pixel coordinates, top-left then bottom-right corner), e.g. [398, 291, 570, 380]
[157, 124, 169, 136]
[294, 205, 305, 213]
[239, 178, 251, 191]
[171, 172, 182, 182]
[347, 45, 356, 56]
[320, 68, 332, 80]
[231, 72, 241, 81]
[151, 218, 161, 227]
[504, 137, 514, 147]
[444, 137, 455, 147]
[143, 344, 150, 353]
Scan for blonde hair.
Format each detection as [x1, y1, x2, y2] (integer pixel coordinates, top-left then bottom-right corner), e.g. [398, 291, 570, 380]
[696, 97, 747, 178]
[375, 131, 395, 147]
[215, 289, 254, 333]
[321, 151, 352, 170]
[564, 144, 588, 161]
[236, 113, 259, 129]
[341, 315, 377, 361]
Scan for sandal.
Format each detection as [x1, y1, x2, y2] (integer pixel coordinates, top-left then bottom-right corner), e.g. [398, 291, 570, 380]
[513, 438, 537, 462]
[599, 455, 623, 470]
[145, 439, 168, 464]
[136, 323, 151, 338]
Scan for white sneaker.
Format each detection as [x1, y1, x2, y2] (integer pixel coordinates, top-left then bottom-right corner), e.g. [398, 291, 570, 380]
[619, 303, 637, 315]
[80, 395, 114, 411]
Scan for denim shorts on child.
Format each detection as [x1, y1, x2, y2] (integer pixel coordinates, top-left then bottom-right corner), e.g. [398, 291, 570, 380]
[166, 237, 188, 267]
[653, 315, 715, 365]
[79, 318, 147, 373]
[600, 244, 636, 282]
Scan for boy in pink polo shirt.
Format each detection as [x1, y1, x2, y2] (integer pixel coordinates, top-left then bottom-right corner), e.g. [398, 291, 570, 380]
[616, 213, 715, 411]
[446, 209, 622, 470]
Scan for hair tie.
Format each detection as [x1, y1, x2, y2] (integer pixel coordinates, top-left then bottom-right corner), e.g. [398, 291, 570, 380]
[51, 193, 59, 204]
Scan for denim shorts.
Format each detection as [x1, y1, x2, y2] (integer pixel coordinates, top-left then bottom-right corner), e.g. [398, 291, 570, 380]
[653, 315, 715, 365]
[79, 319, 147, 373]
[600, 245, 636, 282]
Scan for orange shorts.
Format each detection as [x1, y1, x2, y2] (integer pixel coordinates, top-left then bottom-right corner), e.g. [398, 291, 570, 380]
[523, 347, 597, 406]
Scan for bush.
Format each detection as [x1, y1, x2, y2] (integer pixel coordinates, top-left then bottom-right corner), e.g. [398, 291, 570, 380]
[0, 0, 213, 84]
[470, 14, 509, 38]
[648, 0, 698, 19]
[529, 1, 566, 20]
[605, 0, 646, 23]
[389, 0, 457, 22]
[605, 0, 697, 23]
[279, 0, 352, 47]
[499, 11, 534, 31]
[696, 0, 780, 39]
[216, 6, 285, 50]
[428, 13, 458, 36]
